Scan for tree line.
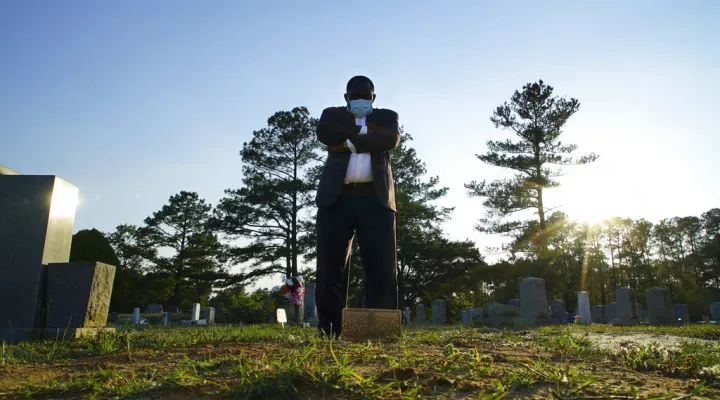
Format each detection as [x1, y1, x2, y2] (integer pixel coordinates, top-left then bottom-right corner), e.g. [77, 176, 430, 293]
[67, 80, 720, 322]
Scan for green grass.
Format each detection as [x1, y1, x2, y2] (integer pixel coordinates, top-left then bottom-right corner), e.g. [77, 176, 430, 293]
[3, 324, 720, 399]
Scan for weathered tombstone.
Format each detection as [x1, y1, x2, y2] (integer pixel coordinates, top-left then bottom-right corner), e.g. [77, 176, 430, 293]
[711, 302, 720, 321]
[591, 305, 605, 323]
[672, 304, 689, 324]
[204, 307, 216, 324]
[646, 288, 675, 325]
[577, 291, 592, 325]
[519, 277, 551, 326]
[404, 307, 411, 325]
[550, 300, 567, 324]
[604, 303, 617, 325]
[132, 308, 141, 325]
[614, 288, 639, 325]
[145, 304, 163, 314]
[0, 172, 116, 340]
[508, 298, 521, 308]
[163, 312, 171, 326]
[461, 310, 469, 325]
[415, 303, 426, 324]
[636, 303, 646, 322]
[303, 282, 318, 326]
[431, 299, 447, 325]
[46, 262, 115, 330]
[191, 303, 201, 321]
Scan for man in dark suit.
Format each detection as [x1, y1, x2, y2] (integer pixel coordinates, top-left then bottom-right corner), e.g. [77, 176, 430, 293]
[315, 75, 400, 338]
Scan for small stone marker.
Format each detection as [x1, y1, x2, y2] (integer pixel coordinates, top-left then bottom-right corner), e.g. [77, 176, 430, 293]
[591, 305, 605, 323]
[577, 291, 591, 325]
[508, 298, 521, 308]
[403, 307, 411, 325]
[646, 287, 675, 325]
[191, 303, 201, 321]
[163, 312, 171, 326]
[710, 302, 720, 321]
[341, 308, 402, 342]
[672, 304, 689, 324]
[431, 299, 447, 325]
[461, 310, 469, 325]
[614, 288, 639, 325]
[605, 302, 617, 325]
[415, 303, 426, 324]
[132, 308, 141, 325]
[551, 300, 567, 324]
[519, 277, 551, 326]
[46, 262, 115, 329]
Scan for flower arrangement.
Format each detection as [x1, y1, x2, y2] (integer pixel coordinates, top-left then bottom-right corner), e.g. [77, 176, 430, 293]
[274, 276, 305, 306]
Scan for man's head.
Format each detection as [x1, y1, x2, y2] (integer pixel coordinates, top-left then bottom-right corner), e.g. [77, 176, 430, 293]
[344, 76, 375, 103]
[345, 76, 375, 117]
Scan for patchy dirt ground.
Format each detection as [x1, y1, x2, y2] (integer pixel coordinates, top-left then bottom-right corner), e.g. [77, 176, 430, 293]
[583, 332, 718, 351]
[1, 326, 718, 399]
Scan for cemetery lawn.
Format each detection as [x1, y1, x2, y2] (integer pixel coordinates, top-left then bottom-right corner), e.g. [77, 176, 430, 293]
[1, 324, 719, 399]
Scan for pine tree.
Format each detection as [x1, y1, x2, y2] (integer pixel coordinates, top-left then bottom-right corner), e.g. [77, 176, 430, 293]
[465, 80, 598, 258]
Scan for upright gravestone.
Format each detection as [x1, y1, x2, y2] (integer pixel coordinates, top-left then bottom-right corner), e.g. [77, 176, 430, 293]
[577, 291, 592, 325]
[646, 288, 675, 325]
[508, 298, 521, 308]
[591, 305, 605, 323]
[614, 288, 639, 325]
[0, 172, 116, 341]
[163, 312, 171, 326]
[550, 300, 566, 324]
[636, 303, 646, 322]
[204, 307, 216, 324]
[404, 307, 411, 325]
[672, 304, 689, 324]
[605, 302, 617, 325]
[469, 308, 483, 324]
[711, 302, 720, 321]
[519, 277, 551, 326]
[132, 308, 141, 325]
[415, 303, 426, 324]
[191, 303, 201, 321]
[461, 310, 468, 325]
[431, 299, 447, 325]
[303, 282, 318, 326]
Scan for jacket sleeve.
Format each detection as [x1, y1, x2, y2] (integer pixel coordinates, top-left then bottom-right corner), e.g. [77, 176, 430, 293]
[349, 110, 401, 153]
[316, 107, 362, 145]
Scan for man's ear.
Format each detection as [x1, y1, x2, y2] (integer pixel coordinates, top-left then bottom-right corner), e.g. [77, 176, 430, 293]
[372, 94, 377, 103]
[344, 93, 349, 103]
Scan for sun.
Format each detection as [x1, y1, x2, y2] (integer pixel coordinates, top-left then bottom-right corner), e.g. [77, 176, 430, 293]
[49, 184, 80, 218]
[552, 186, 610, 225]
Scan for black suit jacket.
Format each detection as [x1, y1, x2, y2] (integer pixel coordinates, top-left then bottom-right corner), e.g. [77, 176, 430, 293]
[315, 106, 400, 212]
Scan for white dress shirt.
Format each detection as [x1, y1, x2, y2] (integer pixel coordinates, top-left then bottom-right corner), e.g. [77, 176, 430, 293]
[344, 116, 374, 183]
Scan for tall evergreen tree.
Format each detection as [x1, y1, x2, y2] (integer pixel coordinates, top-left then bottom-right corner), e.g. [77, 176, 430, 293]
[106, 224, 157, 311]
[143, 191, 222, 310]
[214, 107, 321, 282]
[465, 80, 598, 259]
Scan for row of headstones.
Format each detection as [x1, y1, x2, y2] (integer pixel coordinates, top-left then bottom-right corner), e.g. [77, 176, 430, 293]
[128, 304, 216, 326]
[579, 288, 720, 325]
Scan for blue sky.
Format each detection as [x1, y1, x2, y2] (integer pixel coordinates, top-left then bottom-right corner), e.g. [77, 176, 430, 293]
[2, 1, 719, 287]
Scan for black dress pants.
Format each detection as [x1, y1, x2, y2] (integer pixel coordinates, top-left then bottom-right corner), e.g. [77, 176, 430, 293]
[315, 183, 398, 338]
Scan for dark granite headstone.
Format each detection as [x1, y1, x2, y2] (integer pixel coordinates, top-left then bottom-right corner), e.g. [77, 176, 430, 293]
[0, 175, 77, 329]
[145, 304, 163, 314]
[46, 262, 115, 328]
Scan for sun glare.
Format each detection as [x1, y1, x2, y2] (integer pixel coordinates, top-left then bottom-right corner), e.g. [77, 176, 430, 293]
[557, 189, 609, 226]
[49, 184, 80, 218]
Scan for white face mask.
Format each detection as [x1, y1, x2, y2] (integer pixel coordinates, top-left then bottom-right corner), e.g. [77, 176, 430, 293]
[348, 99, 372, 117]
